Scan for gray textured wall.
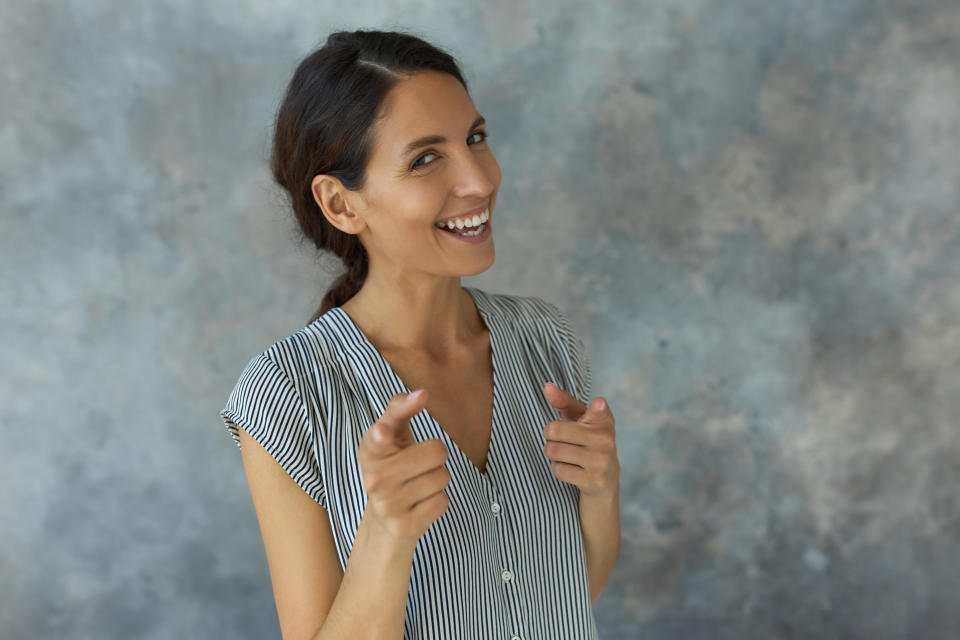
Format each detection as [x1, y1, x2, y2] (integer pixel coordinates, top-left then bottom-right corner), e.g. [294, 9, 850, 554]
[2, 1, 958, 638]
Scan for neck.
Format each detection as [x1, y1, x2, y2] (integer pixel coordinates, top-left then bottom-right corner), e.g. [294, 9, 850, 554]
[339, 277, 484, 361]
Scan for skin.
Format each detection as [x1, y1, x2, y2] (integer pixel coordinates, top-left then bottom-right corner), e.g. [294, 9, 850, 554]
[542, 382, 621, 604]
[310, 68, 621, 604]
[311, 69, 501, 362]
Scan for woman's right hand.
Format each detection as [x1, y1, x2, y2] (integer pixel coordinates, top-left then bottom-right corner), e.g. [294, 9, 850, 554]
[357, 389, 451, 546]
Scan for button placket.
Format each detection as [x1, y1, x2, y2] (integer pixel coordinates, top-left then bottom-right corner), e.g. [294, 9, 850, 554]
[487, 483, 525, 635]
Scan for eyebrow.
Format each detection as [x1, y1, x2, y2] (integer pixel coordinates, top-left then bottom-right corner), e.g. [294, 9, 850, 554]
[401, 115, 486, 157]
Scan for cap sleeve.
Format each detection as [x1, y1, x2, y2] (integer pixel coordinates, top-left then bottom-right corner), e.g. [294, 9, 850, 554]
[220, 353, 327, 510]
[542, 300, 594, 403]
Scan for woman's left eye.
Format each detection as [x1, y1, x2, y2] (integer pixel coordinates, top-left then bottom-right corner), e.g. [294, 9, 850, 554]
[411, 130, 490, 170]
[468, 130, 489, 145]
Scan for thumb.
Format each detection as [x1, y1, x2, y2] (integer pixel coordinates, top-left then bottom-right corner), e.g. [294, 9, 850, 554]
[577, 396, 609, 427]
[370, 389, 427, 454]
[543, 381, 586, 421]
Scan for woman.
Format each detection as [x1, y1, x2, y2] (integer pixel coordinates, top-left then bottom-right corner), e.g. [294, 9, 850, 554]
[220, 29, 621, 640]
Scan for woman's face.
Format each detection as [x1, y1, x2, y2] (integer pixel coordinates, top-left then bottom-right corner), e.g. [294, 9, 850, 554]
[346, 70, 501, 279]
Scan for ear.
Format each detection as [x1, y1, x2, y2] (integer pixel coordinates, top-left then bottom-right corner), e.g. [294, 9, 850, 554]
[311, 174, 366, 235]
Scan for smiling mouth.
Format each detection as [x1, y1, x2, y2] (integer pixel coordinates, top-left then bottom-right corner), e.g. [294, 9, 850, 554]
[434, 207, 490, 235]
[438, 221, 487, 237]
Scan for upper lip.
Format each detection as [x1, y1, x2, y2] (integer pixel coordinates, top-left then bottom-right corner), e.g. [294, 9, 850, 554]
[436, 205, 489, 223]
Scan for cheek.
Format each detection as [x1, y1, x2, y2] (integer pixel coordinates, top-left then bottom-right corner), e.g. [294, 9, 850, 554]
[388, 195, 442, 230]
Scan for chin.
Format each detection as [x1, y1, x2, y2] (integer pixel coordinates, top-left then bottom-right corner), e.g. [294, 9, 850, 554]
[463, 252, 495, 276]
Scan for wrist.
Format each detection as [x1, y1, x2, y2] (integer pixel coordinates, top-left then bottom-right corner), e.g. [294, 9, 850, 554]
[580, 482, 619, 505]
[358, 509, 419, 559]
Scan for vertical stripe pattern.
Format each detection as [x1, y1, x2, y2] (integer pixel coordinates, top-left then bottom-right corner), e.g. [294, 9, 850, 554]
[220, 286, 600, 639]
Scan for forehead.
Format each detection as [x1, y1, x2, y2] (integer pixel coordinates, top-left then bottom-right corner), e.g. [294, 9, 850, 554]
[371, 71, 477, 156]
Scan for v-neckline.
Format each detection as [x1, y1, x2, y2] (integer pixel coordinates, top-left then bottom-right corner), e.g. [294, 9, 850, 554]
[332, 286, 499, 485]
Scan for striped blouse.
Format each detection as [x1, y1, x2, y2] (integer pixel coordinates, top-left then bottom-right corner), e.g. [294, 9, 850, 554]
[220, 286, 599, 639]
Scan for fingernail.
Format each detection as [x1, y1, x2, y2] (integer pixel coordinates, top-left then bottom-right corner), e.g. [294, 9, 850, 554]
[408, 389, 424, 401]
[597, 398, 607, 411]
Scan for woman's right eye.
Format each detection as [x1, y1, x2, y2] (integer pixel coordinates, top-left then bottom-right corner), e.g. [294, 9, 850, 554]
[411, 152, 437, 170]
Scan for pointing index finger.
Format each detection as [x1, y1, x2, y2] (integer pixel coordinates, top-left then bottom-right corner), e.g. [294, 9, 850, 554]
[369, 389, 428, 454]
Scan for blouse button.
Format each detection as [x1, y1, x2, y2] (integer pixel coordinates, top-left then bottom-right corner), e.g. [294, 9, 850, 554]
[491, 501, 501, 515]
[511, 636, 522, 640]
[501, 569, 513, 583]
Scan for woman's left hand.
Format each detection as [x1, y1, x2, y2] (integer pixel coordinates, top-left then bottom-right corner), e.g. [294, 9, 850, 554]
[541, 382, 620, 498]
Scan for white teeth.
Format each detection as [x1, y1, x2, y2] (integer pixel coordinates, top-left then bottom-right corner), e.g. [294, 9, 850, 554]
[436, 208, 490, 230]
[457, 224, 485, 237]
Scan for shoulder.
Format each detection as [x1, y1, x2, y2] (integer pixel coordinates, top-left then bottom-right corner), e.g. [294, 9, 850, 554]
[467, 285, 560, 324]
[468, 286, 567, 337]
[472, 287, 592, 399]
[254, 312, 348, 388]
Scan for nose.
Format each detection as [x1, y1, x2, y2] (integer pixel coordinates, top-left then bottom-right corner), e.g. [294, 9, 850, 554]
[451, 147, 497, 199]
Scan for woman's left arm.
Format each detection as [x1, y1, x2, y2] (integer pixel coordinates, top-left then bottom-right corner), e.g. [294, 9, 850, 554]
[579, 481, 621, 604]
[541, 382, 621, 604]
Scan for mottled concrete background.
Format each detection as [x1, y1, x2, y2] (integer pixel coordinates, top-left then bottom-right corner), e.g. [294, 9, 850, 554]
[2, 1, 958, 638]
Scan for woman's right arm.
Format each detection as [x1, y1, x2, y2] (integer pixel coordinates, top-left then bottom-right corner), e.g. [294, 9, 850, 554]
[237, 388, 448, 640]
[238, 427, 418, 640]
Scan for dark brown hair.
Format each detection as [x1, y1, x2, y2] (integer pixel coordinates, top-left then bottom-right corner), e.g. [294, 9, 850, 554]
[270, 29, 470, 324]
